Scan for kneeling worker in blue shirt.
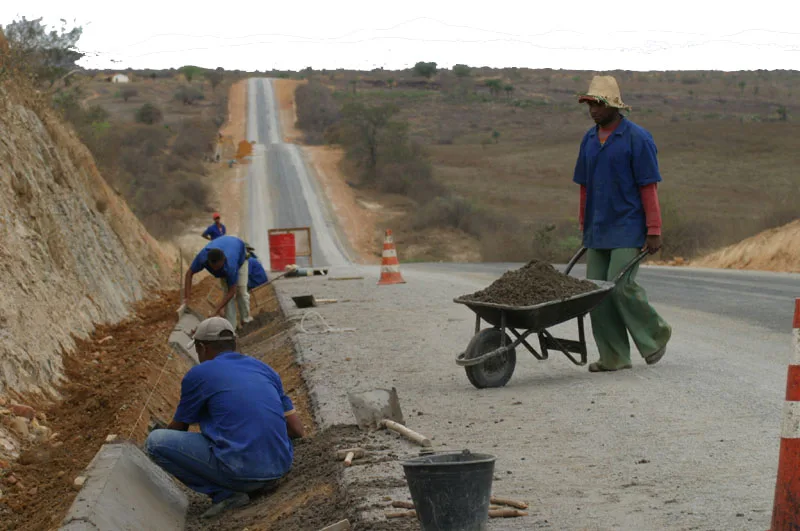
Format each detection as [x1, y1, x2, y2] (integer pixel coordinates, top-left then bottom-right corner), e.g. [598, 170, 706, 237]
[145, 317, 305, 518]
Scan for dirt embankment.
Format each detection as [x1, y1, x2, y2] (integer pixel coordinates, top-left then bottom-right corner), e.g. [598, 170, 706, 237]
[0, 280, 333, 531]
[0, 80, 174, 401]
[693, 219, 800, 273]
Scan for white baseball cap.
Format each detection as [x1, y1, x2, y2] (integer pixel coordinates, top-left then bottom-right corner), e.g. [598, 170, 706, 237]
[186, 317, 236, 349]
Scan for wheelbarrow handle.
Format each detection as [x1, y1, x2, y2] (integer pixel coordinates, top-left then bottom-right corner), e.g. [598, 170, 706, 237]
[564, 247, 588, 276]
[611, 250, 649, 284]
[564, 247, 649, 283]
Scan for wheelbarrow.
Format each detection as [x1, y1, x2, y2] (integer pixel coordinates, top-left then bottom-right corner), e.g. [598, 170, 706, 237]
[454, 247, 648, 388]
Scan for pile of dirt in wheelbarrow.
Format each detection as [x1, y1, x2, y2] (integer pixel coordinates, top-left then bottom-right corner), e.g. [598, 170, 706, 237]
[462, 260, 598, 307]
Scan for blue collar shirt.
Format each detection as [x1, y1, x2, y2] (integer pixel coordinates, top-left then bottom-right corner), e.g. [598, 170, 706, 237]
[572, 118, 662, 249]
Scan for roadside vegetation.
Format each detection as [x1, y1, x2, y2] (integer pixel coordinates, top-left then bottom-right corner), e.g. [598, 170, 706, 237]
[1, 17, 237, 239]
[292, 65, 800, 262]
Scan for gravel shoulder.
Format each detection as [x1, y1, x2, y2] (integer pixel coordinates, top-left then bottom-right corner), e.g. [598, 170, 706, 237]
[275, 264, 783, 530]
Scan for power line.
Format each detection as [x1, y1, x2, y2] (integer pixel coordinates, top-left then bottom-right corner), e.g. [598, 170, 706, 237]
[103, 16, 800, 53]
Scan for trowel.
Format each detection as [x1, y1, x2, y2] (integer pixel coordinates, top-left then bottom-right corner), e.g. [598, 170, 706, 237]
[348, 388, 432, 447]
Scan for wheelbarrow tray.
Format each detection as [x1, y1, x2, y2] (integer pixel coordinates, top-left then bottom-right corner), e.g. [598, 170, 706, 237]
[453, 279, 615, 332]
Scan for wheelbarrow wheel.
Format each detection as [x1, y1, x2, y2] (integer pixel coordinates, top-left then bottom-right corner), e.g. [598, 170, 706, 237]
[464, 328, 516, 389]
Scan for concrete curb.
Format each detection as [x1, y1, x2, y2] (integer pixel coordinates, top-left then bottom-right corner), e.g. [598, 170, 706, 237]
[168, 309, 203, 365]
[274, 283, 329, 430]
[60, 442, 187, 531]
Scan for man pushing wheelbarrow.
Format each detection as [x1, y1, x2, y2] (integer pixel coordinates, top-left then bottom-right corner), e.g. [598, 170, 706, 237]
[574, 75, 672, 372]
[454, 76, 672, 388]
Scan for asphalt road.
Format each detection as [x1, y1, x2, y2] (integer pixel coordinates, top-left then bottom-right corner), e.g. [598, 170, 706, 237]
[419, 262, 800, 334]
[245, 77, 800, 529]
[244, 78, 351, 271]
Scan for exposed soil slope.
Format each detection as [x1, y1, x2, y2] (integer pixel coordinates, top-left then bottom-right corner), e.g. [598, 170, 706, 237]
[0, 78, 174, 398]
[694, 219, 800, 273]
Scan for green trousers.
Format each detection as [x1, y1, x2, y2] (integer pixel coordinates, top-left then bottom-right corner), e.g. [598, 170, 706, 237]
[586, 248, 672, 369]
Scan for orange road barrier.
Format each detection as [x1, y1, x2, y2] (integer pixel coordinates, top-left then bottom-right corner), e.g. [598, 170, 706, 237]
[378, 229, 406, 286]
[770, 298, 800, 531]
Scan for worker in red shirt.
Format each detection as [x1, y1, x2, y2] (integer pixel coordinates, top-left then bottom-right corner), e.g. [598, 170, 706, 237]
[573, 76, 672, 372]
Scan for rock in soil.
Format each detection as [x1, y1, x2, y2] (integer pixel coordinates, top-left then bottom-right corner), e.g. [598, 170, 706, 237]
[461, 260, 598, 307]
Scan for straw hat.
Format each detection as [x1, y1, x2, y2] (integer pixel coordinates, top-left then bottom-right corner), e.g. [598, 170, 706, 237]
[578, 75, 631, 110]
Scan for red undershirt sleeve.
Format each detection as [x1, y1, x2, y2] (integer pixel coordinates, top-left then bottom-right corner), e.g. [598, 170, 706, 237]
[640, 183, 662, 236]
[579, 185, 587, 231]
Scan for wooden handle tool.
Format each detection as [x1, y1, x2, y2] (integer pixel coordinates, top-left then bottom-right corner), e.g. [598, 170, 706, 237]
[489, 509, 528, 518]
[391, 500, 415, 509]
[335, 448, 365, 465]
[490, 495, 529, 509]
[386, 510, 416, 519]
[381, 419, 432, 447]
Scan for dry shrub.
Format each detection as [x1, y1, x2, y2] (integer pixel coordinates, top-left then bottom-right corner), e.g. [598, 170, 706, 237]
[412, 195, 486, 237]
[478, 229, 533, 262]
[174, 85, 204, 105]
[659, 199, 716, 258]
[164, 154, 205, 175]
[295, 81, 340, 144]
[134, 102, 163, 125]
[173, 118, 217, 159]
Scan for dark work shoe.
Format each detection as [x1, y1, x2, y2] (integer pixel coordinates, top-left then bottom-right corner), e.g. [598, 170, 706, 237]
[201, 492, 250, 519]
[588, 362, 632, 372]
[645, 345, 668, 366]
[646, 326, 672, 366]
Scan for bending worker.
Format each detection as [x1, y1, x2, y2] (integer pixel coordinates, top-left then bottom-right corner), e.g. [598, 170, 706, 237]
[145, 317, 304, 518]
[573, 75, 672, 373]
[183, 235, 253, 327]
[202, 212, 227, 241]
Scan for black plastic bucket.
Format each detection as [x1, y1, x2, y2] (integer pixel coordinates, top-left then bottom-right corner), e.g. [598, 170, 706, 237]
[402, 450, 496, 531]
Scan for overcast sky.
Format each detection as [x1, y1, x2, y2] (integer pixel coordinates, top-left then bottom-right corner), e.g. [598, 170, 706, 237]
[3, 1, 800, 72]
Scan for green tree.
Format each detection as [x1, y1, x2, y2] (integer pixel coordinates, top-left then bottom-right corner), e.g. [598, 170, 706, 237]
[413, 61, 438, 79]
[452, 64, 471, 78]
[206, 69, 224, 90]
[179, 65, 202, 83]
[135, 103, 163, 125]
[503, 84, 514, 99]
[2, 17, 84, 86]
[336, 102, 402, 180]
[485, 79, 503, 98]
[738, 81, 746, 96]
[777, 105, 788, 122]
[492, 130, 501, 143]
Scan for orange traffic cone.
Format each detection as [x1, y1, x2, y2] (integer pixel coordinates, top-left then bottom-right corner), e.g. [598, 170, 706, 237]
[378, 229, 406, 285]
[770, 298, 800, 530]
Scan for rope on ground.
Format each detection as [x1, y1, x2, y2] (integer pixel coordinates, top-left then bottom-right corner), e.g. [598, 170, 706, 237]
[298, 311, 356, 335]
[126, 351, 174, 441]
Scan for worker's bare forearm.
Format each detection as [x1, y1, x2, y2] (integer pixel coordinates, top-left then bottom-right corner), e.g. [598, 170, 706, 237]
[215, 285, 237, 315]
[183, 269, 194, 303]
[286, 411, 305, 439]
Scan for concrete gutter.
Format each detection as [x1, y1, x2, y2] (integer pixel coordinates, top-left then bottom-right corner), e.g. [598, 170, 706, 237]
[60, 442, 187, 530]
